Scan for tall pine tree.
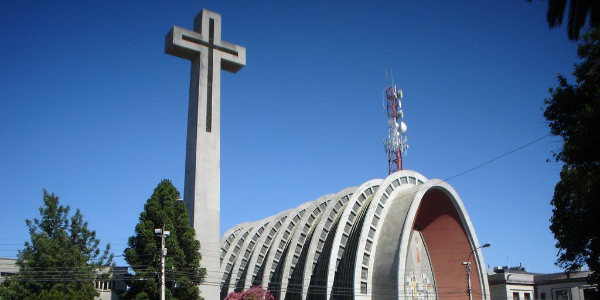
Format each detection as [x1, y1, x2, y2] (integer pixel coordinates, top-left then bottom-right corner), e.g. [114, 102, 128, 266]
[0, 190, 113, 300]
[122, 179, 205, 300]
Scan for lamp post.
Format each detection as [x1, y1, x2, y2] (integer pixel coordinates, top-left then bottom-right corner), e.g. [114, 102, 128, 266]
[155, 228, 171, 300]
[462, 243, 491, 300]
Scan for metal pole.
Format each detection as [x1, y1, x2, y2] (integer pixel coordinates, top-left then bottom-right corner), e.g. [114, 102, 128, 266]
[462, 243, 491, 300]
[155, 228, 170, 300]
[467, 262, 472, 300]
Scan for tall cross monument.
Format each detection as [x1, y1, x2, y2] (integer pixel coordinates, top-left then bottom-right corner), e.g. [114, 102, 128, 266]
[165, 9, 246, 300]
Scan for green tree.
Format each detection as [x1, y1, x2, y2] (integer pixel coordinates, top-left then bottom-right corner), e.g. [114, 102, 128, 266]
[544, 29, 600, 289]
[528, 0, 600, 40]
[121, 179, 205, 300]
[0, 190, 113, 300]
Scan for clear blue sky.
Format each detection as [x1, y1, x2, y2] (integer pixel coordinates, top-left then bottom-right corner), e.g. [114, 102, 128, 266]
[0, 0, 580, 273]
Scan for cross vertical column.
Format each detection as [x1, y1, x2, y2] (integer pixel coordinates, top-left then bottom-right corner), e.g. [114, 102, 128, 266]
[165, 9, 246, 300]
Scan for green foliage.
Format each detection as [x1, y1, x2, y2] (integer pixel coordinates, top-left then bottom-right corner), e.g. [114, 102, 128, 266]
[121, 179, 205, 300]
[527, 0, 600, 40]
[0, 190, 114, 300]
[544, 29, 600, 289]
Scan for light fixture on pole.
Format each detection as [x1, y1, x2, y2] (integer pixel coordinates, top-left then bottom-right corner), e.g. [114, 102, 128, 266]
[155, 228, 171, 300]
[462, 243, 491, 300]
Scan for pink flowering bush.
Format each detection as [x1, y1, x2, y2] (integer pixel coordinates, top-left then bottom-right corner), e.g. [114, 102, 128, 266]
[224, 285, 275, 300]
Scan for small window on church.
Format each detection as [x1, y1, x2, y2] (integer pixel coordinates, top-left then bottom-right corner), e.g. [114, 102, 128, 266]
[524, 293, 531, 300]
[513, 292, 520, 300]
[361, 282, 368, 294]
[341, 234, 348, 245]
[335, 201, 343, 211]
[540, 293, 546, 300]
[381, 193, 388, 204]
[372, 216, 380, 227]
[344, 222, 352, 234]
[365, 240, 373, 252]
[359, 194, 366, 202]
[385, 185, 393, 195]
[361, 267, 368, 279]
[321, 230, 328, 240]
[368, 227, 376, 239]
[375, 204, 383, 216]
[349, 211, 357, 222]
[363, 254, 370, 265]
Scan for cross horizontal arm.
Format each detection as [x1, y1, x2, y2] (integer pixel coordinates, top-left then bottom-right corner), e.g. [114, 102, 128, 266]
[165, 26, 246, 73]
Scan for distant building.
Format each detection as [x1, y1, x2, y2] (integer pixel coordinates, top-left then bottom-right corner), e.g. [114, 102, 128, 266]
[488, 266, 598, 300]
[0, 257, 126, 300]
[0, 258, 18, 282]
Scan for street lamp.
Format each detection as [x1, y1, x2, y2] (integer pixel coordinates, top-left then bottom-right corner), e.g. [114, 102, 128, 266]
[462, 243, 491, 300]
[155, 228, 171, 300]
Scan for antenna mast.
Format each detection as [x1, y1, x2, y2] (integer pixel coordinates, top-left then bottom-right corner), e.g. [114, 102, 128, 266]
[383, 71, 408, 174]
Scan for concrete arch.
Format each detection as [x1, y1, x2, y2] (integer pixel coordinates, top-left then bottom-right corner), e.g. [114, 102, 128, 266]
[372, 179, 490, 300]
[279, 195, 333, 300]
[220, 222, 258, 297]
[226, 216, 275, 295]
[220, 223, 251, 266]
[300, 186, 359, 300]
[354, 170, 428, 300]
[325, 179, 381, 300]
[262, 201, 313, 292]
[243, 208, 294, 290]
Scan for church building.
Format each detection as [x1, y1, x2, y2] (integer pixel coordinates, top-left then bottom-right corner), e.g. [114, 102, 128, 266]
[218, 171, 490, 300]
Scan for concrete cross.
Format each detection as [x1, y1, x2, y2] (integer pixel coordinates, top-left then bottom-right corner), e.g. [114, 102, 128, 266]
[165, 9, 246, 300]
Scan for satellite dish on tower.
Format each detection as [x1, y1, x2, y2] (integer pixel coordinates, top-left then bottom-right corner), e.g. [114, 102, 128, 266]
[400, 121, 408, 134]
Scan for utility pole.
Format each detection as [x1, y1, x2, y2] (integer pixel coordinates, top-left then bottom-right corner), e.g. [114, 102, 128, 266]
[463, 243, 491, 300]
[155, 228, 170, 300]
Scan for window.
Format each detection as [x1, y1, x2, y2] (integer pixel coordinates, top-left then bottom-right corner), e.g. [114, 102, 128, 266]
[524, 293, 531, 300]
[555, 290, 570, 300]
[513, 292, 520, 300]
[540, 293, 546, 300]
[361, 282, 368, 294]
[584, 289, 599, 300]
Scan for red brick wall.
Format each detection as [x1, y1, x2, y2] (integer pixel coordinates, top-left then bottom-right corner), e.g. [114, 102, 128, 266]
[414, 188, 482, 300]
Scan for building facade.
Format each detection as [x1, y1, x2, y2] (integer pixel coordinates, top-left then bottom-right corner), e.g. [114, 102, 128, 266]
[0, 258, 126, 300]
[488, 267, 598, 300]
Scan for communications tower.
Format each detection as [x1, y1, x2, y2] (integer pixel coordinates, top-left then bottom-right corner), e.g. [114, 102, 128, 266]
[383, 81, 408, 174]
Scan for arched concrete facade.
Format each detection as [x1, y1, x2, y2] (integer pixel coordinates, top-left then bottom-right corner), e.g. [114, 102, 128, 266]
[219, 171, 490, 300]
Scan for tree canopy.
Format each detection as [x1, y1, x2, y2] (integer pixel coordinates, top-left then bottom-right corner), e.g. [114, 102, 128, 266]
[0, 190, 113, 300]
[544, 29, 600, 288]
[121, 179, 205, 300]
[528, 0, 600, 40]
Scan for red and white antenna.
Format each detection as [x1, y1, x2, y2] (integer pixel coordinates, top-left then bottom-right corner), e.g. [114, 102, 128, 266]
[383, 70, 408, 174]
